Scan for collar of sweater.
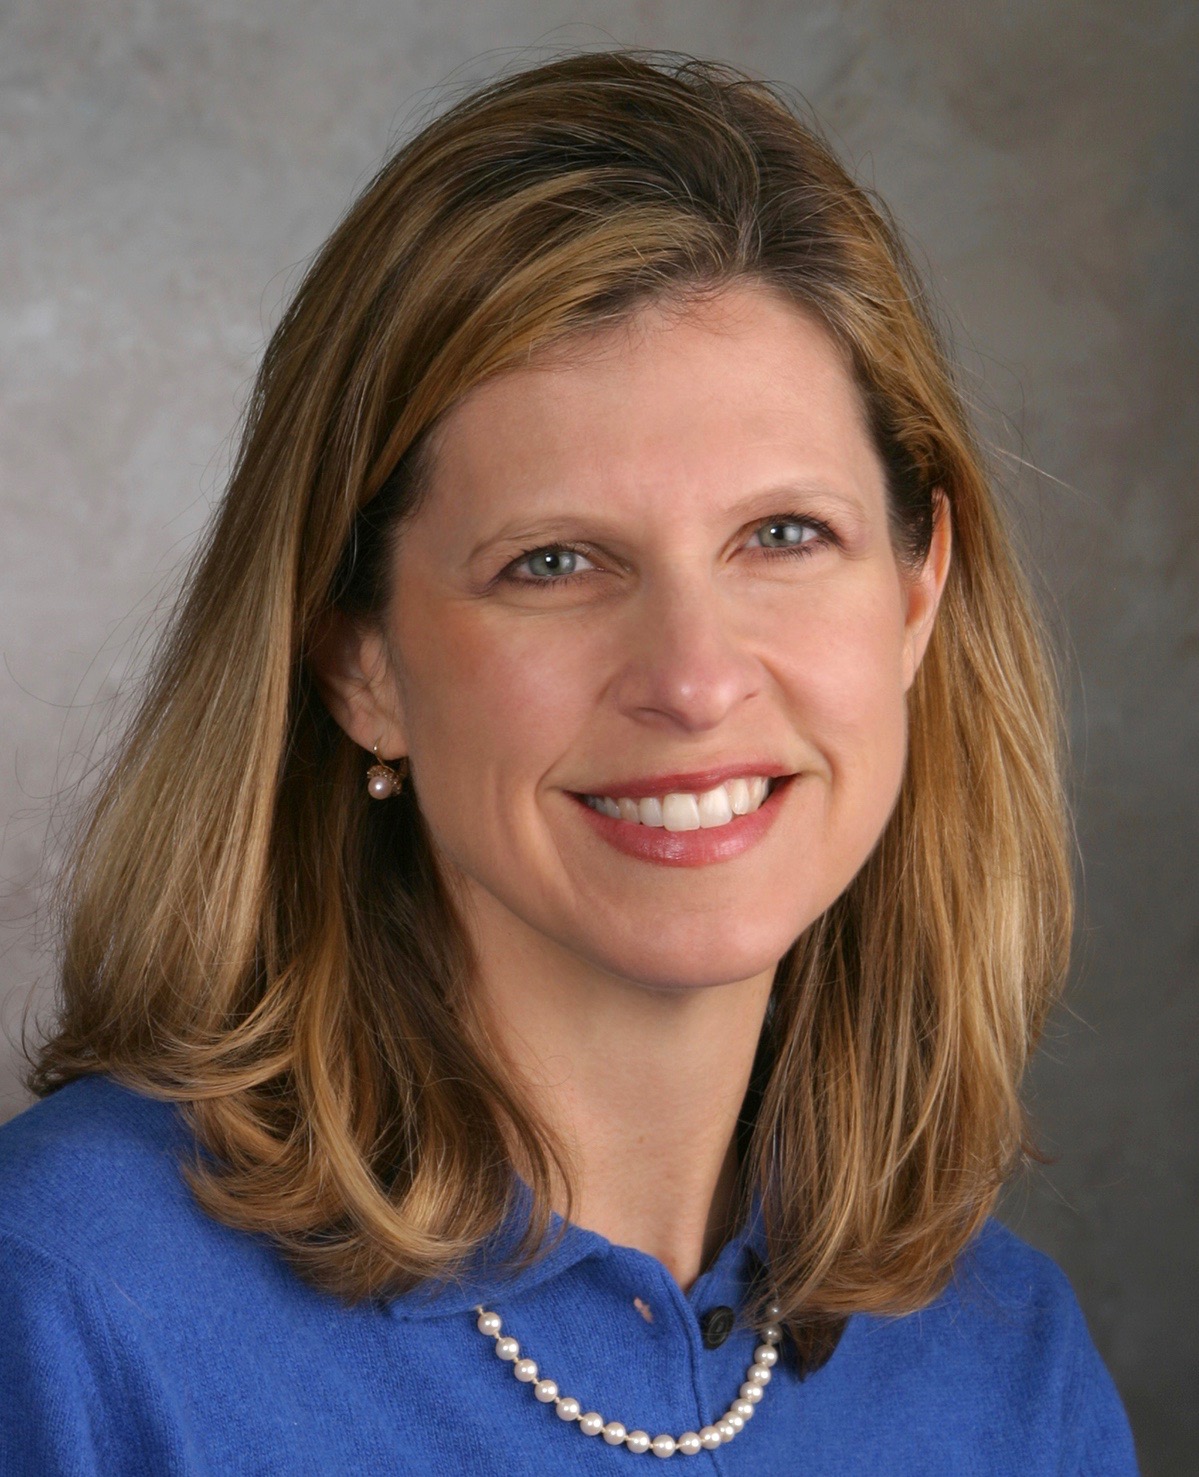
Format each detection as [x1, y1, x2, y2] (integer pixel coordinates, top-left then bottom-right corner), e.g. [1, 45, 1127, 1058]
[385, 1178, 769, 1322]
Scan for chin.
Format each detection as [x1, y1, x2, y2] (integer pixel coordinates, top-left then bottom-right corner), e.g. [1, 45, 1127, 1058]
[600, 875, 845, 984]
[588, 927, 796, 995]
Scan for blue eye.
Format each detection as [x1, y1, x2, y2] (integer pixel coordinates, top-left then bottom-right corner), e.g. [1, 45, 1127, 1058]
[752, 519, 820, 551]
[517, 548, 594, 580]
[500, 515, 833, 589]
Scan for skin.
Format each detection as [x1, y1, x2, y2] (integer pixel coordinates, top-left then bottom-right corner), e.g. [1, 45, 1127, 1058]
[314, 281, 952, 1291]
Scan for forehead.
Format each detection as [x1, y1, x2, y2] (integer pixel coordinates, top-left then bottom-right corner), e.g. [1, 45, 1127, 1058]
[418, 282, 886, 523]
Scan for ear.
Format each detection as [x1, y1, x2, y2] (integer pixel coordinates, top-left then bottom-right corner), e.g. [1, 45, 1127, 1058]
[307, 609, 408, 759]
[901, 491, 953, 690]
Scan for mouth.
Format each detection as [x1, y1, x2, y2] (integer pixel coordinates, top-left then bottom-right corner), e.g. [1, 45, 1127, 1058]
[575, 774, 782, 832]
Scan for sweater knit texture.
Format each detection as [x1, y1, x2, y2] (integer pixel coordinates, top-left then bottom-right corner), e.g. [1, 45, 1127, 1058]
[0, 1075, 1139, 1475]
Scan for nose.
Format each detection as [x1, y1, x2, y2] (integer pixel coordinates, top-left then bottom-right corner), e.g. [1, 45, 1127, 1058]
[610, 572, 762, 733]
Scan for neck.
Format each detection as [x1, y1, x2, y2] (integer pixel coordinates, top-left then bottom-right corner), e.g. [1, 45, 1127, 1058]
[469, 922, 775, 1293]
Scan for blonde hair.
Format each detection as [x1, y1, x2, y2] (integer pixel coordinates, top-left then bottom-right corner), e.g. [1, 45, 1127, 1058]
[29, 51, 1071, 1372]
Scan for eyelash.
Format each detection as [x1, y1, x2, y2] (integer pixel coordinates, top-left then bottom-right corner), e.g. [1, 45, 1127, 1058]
[500, 515, 837, 589]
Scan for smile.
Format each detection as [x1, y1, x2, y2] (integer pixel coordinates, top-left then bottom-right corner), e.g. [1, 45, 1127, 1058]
[582, 777, 775, 831]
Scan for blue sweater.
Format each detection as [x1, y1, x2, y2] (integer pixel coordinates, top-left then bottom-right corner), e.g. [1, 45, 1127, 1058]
[0, 1076, 1138, 1474]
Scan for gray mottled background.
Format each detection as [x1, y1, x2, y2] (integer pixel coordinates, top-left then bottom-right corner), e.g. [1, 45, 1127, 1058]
[1, 3, 1195, 1470]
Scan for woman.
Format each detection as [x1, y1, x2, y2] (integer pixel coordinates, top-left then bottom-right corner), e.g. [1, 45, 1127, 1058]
[0, 51, 1138, 1472]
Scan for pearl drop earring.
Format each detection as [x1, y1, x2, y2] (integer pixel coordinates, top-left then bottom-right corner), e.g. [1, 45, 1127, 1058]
[366, 742, 408, 800]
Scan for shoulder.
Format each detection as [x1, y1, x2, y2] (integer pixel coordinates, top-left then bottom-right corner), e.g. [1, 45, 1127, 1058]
[958, 1219, 1140, 1469]
[947, 1214, 1092, 1343]
[0, 1076, 197, 1266]
[831, 1217, 1138, 1473]
[0, 1074, 283, 1303]
[848, 1215, 1096, 1358]
[0, 1078, 281, 1473]
[937, 1217, 1126, 1410]
[0, 1081, 459, 1475]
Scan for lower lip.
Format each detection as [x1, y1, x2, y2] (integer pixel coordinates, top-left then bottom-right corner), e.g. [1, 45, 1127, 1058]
[567, 777, 795, 868]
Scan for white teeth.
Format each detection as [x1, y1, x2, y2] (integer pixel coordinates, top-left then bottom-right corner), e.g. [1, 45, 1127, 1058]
[661, 793, 701, 831]
[638, 796, 664, 827]
[727, 777, 752, 815]
[584, 777, 778, 831]
[697, 786, 734, 828]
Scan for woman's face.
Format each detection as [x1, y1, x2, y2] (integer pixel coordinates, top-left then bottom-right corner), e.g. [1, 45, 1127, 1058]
[324, 282, 950, 992]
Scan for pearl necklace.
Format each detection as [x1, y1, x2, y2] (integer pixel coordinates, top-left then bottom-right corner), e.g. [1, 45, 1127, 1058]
[473, 1300, 782, 1458]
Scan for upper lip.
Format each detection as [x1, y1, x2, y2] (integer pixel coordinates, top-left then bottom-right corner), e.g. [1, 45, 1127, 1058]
[574, 763, 794, 800]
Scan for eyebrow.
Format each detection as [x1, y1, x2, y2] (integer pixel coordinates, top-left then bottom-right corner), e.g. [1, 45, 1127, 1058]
[464, 482, 871, 563]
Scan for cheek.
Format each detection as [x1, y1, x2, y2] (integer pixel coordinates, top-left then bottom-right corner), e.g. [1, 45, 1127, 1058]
[777, 582, 911, 793]
[392, 591, 590, 787]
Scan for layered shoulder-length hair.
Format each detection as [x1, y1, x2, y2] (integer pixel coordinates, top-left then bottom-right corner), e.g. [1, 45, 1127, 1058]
[29, 51, 1071, 1370]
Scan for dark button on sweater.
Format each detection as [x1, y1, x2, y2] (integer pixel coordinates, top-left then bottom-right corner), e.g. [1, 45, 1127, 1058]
[700, 1304, 735, 1349]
